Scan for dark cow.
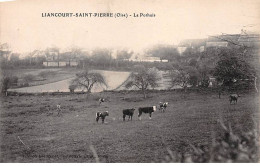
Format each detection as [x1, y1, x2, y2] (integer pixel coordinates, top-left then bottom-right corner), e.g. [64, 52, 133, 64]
[99, 98, 105, 105]
[229, 94, 239, 104]
[159, 102, 168, 112]
[123, 108, 135, 121]
[96, 111, 109, 123]
[138, 106, 156, 120]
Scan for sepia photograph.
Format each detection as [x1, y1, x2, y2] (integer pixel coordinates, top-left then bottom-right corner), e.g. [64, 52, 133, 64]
[0, 0, 260, 163]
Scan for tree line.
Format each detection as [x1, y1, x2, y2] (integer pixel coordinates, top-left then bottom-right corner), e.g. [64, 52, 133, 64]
[148, 44, 258, 92]
[0, 45, 136, 69]
[1, 43, 259, 96]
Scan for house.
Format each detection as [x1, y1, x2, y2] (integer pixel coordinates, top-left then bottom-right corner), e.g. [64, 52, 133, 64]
[43, 60, 79, 67]
[238, 29, 260, 48]
[45, 50, 59, 61]
[206, 41, 228, 48]
[206, 34, 241, 48]
[140, 56, 161, 62]
[43, 50, 79, 67]
[178, 38, 207, 55]
[177, 46, 187, 55]
[129, 55, 168, 62]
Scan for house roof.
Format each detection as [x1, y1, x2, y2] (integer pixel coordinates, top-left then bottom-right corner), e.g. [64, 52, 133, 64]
[206, 42, 228, 48]
[207, 34, 241, 47]
[178, 30, 260, 49]
[178, 39, 207, 47]
[238, 29, 260, 47]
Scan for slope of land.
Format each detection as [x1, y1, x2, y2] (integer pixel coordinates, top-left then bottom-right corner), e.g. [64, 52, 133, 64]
[0, 90, 259, 162]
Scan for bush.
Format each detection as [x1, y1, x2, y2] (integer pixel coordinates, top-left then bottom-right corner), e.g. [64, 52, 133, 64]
[161, 118, 259, 163]
[1, 76, 19, 94]
[38, 71, 56, 78]
[69, 84, 77, 93]
[10, 76, 18, 85]
[23, 74, 35, 83]
[22, 82, 29, 87]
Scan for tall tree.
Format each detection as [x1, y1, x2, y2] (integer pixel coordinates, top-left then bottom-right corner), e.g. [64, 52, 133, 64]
[91, 48, 112, 68]
[116, 49, 134, 68]
[169, 63, 198, 91]
[146, 44, 180, 61]
[9, 53, 20, 66]
[61, 47, 88, 60]
[0, 43, 11, 67]
[0, 69, 17, 96]
[71, 70, 107, 93]
[125, 65, 161, 98]
[213, 47, 257, 92]
[116, 50, 133, 60]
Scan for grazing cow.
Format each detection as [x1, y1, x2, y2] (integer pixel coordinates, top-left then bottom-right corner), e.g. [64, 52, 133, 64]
[229, 94, 239, 104]
[138, 106, 156, 120]
[159, 102, 168, 112]
[122, 108, 135, 121]
[96, 111, 109, 123]
[57, 104, 62, 115]
[99, 98, 105, 105]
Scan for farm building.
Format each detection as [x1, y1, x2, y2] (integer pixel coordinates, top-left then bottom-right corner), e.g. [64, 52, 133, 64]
[177, 38, 207, 55]
[43, 49, 79, 67]
[238, 29, 260, 48]
[128, 56, 168, 62]
[43, 61, 78, 67]
[206, 41, 228, 48]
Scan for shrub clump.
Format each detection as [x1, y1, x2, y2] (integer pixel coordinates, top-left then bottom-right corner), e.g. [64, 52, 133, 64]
[162, 120, 259, 163]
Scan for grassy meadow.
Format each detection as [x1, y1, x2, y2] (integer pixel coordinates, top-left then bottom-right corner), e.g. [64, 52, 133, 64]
[0, 90, 259, 162]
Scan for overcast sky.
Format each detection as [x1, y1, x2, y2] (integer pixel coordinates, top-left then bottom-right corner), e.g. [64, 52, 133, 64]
[0, 0, 259, 54]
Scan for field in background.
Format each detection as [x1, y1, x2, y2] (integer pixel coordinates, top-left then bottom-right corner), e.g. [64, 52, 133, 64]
[6, 68, 176, 92]
[0, 91, 259, 162]
[115, 70, 177, 91]
[8, 70, 131, 93]
[5, 68, 79, 87]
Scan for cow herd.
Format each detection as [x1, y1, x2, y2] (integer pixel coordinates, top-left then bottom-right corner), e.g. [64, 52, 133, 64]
[56, 94, 239, 124]
[95, 94, 238, 123]
[95, 99, 169, 123]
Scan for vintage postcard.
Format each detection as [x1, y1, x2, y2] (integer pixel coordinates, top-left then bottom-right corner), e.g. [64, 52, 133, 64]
[0, 0, 260, 163]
